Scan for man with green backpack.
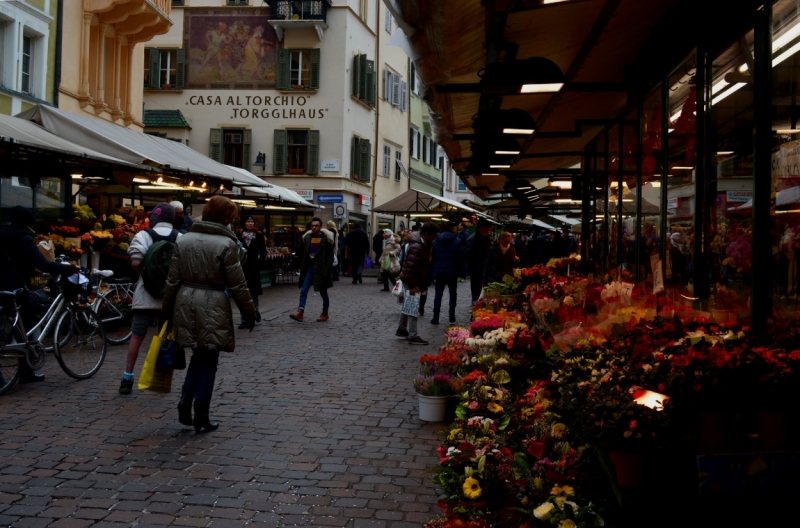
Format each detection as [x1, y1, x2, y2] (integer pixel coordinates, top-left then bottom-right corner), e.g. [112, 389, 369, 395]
[119, 203, 181, 395]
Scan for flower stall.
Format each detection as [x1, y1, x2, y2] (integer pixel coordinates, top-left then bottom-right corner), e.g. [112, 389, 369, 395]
[420, 259, 800, 528]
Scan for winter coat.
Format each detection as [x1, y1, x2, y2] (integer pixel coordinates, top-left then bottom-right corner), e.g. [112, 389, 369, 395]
[129, 222, 181, 311]
[465, 232, 492, 275]
[398, 231, 432, 290]
[431, 231, 465, 278]
[163, 221, 256, 352]
[0, 225, 73, 291]
[379, 235, 402, 275]
[345, 227, 370, 265]
[483, 242, 518, 285]
[299, 228, 334, 291]
[372, 231, 385, 259]
[238, 230, 267, 297]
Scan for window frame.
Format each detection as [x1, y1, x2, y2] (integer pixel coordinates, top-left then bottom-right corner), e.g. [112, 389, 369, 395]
[145, 47, 185, 90]
[385, 7, 392, 33]
[223, 129, 245, 169]
[21, 34, 33, 96]
[289, 49, 311, 89]
[395, 149, 402, 181]
[159, 49, 177, 87]
[383, 144, 391, 178]
[410, 127, 420, 159]
[287, 129, 310, 174]
[457, 179, 467, 192]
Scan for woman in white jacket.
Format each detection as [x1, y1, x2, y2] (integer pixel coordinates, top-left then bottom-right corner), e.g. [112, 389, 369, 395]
[379, 232, 402, 291]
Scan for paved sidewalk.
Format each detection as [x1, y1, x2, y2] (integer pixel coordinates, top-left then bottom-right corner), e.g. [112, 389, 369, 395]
[0, 279, 474, 527]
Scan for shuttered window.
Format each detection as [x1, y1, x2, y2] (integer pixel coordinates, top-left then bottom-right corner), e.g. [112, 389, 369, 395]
[351, 136, 372, 183]
[383, 68, 407, 111]
[276, 48, 320, 91]
[353, 54, 375, 107]
[395, 150, 402, 181]
[383, 145, 391, 178]
[273, 129, 319, 175]
[385, 7, 392, 33]
[145, 48, 185, 89]
[209, 128, 250, 168]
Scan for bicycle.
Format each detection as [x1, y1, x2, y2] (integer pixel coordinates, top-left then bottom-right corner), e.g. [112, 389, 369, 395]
[0, 270, 108, 395]
[91, 270, 134, 345]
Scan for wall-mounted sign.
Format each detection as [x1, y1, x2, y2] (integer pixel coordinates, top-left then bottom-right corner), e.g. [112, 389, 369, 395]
[294, 190, 314, 201]
[726, 190, 753, 203]
[317, 194, 344, 203]
[333, 202, 347, 219]
[667, 197, 680, 209]
[321, 160, 340, 172]
[359, 195, 371, 207]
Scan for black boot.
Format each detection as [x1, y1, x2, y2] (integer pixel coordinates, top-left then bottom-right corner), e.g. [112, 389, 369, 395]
[449, 309, 456, 324]
[193, 401, 219, 434]
[178, 385, 194, 426]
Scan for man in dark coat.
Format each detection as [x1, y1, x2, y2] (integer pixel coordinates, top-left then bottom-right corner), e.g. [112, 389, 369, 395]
[0, 206, 76, 384]
[456, 221, 470, 281]
[345, 221, 370, 284]
[290, 218, 334, 323]
[430, 222, 466, 325]
[465, 218, 493, 303]
[396, 222, 439, 345]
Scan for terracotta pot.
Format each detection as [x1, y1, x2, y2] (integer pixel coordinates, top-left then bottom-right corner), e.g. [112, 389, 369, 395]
[696, 411, 733, 449]
[756, 412, 790, 450]
[609, 450, 648, 489]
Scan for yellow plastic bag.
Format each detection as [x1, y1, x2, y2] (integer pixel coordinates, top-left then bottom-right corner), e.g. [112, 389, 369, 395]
[137, 322, 174, 393]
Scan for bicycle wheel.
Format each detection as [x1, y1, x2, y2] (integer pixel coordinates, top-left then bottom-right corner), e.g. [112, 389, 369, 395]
[94, 292, 133, 345]
[0, 326, 24, 395]
[54, 306, 107, 379]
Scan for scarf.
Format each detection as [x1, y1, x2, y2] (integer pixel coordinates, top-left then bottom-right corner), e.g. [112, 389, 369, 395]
[241, 229, 257, 248]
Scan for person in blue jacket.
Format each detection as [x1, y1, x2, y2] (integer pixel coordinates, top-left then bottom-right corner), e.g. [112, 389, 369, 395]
[430, 222, 466, 325]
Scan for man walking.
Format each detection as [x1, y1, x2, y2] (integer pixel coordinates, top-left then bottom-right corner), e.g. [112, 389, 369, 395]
[290, 217, 334, 322]
[345, 221, 370, 284]
[465, 218, 493, 304]
[396, 222, 439, 345]
[430, 222, 465, 325]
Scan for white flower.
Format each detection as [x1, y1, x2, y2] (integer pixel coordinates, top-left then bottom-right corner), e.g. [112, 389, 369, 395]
[533, 502, 555, 519]
[563, 296, 575, 307]
[641, 364, 652, 372]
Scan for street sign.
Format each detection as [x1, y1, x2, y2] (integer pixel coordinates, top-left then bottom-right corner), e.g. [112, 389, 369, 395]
[318, 194, 344, 203]
[321, 160, 340, 172]
[333, 202, 347, 219]
[359, 195, 371, 207]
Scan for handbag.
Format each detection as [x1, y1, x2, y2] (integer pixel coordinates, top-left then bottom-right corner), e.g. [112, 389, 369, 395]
[156, 321, 186, 370]
[381, 255, 391, 272]
[137, 321, 175, 393]
[366, 256, 372, 268]
[391, 279, 403, 297]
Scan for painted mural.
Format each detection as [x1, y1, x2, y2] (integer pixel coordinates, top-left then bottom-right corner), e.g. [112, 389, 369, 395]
[184, 10, 278, 89]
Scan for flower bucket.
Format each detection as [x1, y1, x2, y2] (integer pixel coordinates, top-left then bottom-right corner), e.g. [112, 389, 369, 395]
[418, 394, 448, 422]
[756, 412, 790, 450]
[609, 451, 647, 489]
[696, 411, 733, 449]
[90, 252, 101, 272]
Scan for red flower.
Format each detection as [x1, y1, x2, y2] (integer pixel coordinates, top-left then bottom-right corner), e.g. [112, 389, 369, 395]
[527, 442, 545, 458]
[630, 420, 637, 430]
[463, 370, 487, 384]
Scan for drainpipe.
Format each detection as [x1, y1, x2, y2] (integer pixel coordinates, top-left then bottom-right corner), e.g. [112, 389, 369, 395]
[53, 0, 63, 107]
[370, 0, 380, 237]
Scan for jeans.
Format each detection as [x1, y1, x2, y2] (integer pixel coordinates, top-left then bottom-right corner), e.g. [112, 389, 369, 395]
[470, 274, 483, 303]
[398, 312, 418, 338]
[183, 348, 220, 403]
[352, 264, 364, 282]
[299, 268, 330, 310]
[432, 276, 458, 318]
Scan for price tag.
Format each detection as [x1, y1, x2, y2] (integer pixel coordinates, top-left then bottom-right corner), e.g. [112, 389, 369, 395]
[621, 281, 634, 305]
[650, 255, 665, 294]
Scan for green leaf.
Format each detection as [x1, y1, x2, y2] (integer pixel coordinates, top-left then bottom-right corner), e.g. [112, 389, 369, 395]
[477, 455, 486, 473]
[514, 452, 530, 471]
[456, 405, 467, 420]
[492, 370, 512, 384]
[498, 413, 512, 431]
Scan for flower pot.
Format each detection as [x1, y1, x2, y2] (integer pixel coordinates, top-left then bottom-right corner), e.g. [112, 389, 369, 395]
[696, 411, 733, 449]
[90, 252, 100, 272]
[609, 450, 648, 489]
[418, 394, 448, 422]
[79, 252, 89, 269]
[756, 412, 790, 450]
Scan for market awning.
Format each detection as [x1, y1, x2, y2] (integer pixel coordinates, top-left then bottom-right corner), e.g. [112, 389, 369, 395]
[15, 105, 267, 188]
[373, 189, 483, 216]
[224, 166, 320, 209]
[551, 215, 581, 226]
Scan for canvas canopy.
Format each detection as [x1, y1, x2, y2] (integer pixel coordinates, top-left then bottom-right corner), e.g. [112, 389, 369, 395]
[224, 166, 319, 208]
[373, 189, 483, 215]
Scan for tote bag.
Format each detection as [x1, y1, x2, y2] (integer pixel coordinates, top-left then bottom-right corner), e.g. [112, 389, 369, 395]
[138, 322, 175, 393]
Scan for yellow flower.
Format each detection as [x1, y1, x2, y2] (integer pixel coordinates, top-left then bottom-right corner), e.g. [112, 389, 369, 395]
[550, 485, 575, 496]
[487, 402, 504, 414]
[462, 477, 482, 499]
[558, 520, 577, 528]
[447, 428, 462, 442]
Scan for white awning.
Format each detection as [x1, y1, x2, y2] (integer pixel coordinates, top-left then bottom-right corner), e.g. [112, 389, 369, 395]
[224, 166, 320, 208]
[373, 188, 483, 215]
[551, 214, 581, 226]
[15, 105, 267, 187]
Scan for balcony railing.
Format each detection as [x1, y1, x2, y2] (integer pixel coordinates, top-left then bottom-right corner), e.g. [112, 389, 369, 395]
[267, 1, 329, 22]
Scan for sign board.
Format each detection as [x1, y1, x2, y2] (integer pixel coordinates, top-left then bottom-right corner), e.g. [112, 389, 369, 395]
[620, 282, 634, 306]
[321, 160, 340, 172]
[318, 194, 344, 203]
[294, 190, 314, 201]
[333, 202, 347, 219]
[176, 191, 199, 203]
[726, 190, 753, 203]
[651, 254, 664, 294]
[668, 197, 680, 209]
[359, 195, 371, 207]
[223, 186, 242, 196]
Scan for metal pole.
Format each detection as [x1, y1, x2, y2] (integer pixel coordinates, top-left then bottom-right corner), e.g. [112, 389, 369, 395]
[617, 125, 624, 270]
[660, 76, 669, 265]
[635, 101, 643, 285]
[693, 48, 708, 302]
[603, 134, 609, 272]
[751, 2, 773, 333]
[580, 150, 591, 272]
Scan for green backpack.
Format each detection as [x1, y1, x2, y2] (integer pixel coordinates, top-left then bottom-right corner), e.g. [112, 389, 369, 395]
[141, 228, 178, 298]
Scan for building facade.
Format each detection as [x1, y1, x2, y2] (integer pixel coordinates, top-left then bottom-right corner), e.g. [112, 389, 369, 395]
[408, 60, 444, 196]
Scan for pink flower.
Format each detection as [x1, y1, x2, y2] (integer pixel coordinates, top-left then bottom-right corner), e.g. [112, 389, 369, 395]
[469, 401, 479, 411]
[629, 420, 637, 430]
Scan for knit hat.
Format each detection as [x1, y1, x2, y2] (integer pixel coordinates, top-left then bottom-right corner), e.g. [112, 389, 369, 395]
[9, 206, 35, 227]
[169, 201, 184, 211]
[149, 202, 176, 226]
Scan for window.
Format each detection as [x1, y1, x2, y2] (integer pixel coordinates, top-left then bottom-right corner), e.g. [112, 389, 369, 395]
[457, 179, 467, 192]
[410, 127, 420, 159]
[395, 150, 402, 181]
[273, 129, 319, 175]
[410, 62, 421, 96]
[385, 7, 392, 33]
[422, 136, 429, 165]
[383, 68, 407, 111]
[171, 0, 185, 5]
[210, 128, 252, 171]
[436, 147, 444, 170]
[227, 0, 249, 5]
[276, 49, 320, 90]
[145, 48, 186, 89]
[359, 0, 368, 22]
[383, 145, 391, 178]
[352, 54, 375, 107]
[21, 35, 33, 95]
[351, 136, 372, 183]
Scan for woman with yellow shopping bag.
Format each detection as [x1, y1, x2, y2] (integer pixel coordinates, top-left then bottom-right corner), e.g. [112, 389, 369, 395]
[162, 196, 257, 433]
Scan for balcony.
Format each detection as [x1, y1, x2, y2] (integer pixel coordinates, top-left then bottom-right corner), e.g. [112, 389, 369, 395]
[267, 1, 331, 41]
[85, 0, 172, 43]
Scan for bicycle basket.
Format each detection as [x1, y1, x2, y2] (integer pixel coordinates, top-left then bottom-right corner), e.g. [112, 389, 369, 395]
[61, 270, 91, 302]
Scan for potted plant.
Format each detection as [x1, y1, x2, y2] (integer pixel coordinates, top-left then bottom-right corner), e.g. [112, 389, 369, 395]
[415, 352, 465, 422]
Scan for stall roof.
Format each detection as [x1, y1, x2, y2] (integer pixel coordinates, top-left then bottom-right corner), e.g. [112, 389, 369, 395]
[15, 105, 267, 188]
[551, 215, 581, 226]
[224, 166, 320, 209]
[373, 189, 483, 215]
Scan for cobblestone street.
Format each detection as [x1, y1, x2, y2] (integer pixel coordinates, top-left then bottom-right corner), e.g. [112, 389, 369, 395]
[0, 278, 474, 528]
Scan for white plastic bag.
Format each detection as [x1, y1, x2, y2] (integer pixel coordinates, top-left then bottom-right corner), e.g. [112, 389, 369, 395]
[391, 279, 403, 298]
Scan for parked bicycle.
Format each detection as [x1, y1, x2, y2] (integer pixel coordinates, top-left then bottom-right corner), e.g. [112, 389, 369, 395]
[91, 270, 134, 345]
[0, 270, 107, 395]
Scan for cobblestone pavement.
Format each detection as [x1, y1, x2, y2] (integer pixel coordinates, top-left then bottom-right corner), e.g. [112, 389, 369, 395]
[0, 278, 475, 528]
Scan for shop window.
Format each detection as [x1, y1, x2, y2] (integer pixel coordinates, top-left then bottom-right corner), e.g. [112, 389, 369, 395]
[383, 145, 391, 178]
[1, 176, 34, 220]
[607, 125, 620, 271]
[209, 128, 252, 171]
[36, 177, 65, 220]
[395, 149, 402, 181]
[620, 111, 638, 279]
[21, 35, 34, 95]
[273, 129, 319, 175]
[351, 136, 372, 183]
[276, 49, 320, 90]
[637, 85, 664, 289]
[352, 53, 375, 107]
[145, 48, 185, 89]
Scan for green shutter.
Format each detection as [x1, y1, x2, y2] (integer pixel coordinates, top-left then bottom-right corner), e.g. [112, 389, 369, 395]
[148, 48, 159, 89]
[243, 129, 252, 171]
[273, 129, 287, 174]
[365, 60, 375, 107]
[276, 49, 289, 90]
[307, 130, 320, 175]
[309, 49, 320, 90]
[358, 55, 367, 102]
[359, 139, 371, 183]
[352, 54, 361, 98]
[351, 136, 360, 179]
[175, 48, 186, 89]
[209, 128, 222, 162]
